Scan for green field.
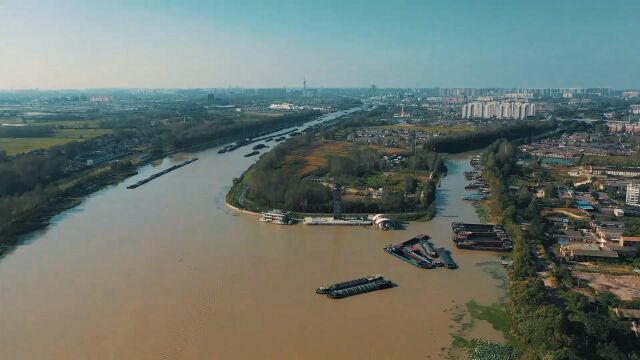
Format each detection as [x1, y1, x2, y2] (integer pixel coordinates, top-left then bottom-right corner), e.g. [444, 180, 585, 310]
[0, 128, 112, 155]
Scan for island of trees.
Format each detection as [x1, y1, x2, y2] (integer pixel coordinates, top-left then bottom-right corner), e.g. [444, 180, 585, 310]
[227, 111, 559, 219]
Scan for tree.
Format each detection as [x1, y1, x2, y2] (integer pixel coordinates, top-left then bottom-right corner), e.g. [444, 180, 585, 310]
[404, 176, 418, 193]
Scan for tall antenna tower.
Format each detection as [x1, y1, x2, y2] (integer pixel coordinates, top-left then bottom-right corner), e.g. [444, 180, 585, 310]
[333, 183, 343, 219]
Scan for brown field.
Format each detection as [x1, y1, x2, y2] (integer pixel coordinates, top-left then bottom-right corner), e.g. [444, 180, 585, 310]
[573, 271, 640, 301]
[282, 140, 350, 175]
[282, 140, 414, 176]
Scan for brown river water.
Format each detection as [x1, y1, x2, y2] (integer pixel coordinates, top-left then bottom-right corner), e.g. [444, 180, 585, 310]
[0, 114, 507, 359]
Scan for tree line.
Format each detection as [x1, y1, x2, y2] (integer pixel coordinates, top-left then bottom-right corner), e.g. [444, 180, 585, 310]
[242, 132, 444, 214]
[424, 121, 557, 153]
[481, 139, 640, 359]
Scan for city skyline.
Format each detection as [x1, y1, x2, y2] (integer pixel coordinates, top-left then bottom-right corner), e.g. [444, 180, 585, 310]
[1, 0, 639, 89]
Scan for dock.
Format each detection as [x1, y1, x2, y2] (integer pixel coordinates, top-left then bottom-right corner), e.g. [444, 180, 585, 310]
[127, 158, 198, 189]
[303, 216, 372, 226]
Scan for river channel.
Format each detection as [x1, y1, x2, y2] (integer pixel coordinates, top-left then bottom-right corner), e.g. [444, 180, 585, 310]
[0, 109, 507, 359]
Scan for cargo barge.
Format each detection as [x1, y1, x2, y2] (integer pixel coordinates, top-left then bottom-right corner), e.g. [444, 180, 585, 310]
[436, 248, 458, 269]
[451, 222, 513, 252]
[327, 279, 393, 299]
[419, 238, 438, 258]
[316, 274, 383, 294]
[316, 275, 394, 299]
[127, 158, 198, 189]
[384, 234, 437, 269]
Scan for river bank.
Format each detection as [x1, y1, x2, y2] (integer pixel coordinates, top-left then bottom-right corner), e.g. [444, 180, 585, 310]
[0, 108, 361, 261]
[0, 133, 508, 360]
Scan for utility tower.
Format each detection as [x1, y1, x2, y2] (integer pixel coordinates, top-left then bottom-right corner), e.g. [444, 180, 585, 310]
[333, 183, 343, 219]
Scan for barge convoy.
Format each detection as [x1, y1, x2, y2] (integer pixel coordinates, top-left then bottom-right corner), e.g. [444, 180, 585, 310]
[384, 234, 457, 270]
[127, 158, 198, 189]
[316, 274, 393, 299]
[451, 222, 513, 252]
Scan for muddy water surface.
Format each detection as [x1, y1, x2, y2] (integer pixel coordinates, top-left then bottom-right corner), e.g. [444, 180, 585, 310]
[0, 115, 506, 359]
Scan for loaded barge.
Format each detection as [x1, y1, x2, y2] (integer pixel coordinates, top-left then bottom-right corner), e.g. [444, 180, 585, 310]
[436, 248, 458, 269]
[316, 274, 383, 294]
[384, 234, 456, 269]
[127, 158, 198, 189]
[451, 222, 513, 252]
[316, 275, 393, 299]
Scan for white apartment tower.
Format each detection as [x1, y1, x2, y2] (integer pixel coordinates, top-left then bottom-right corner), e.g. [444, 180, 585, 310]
[627, 183, 640, 206]
[461, 101, 535, 120]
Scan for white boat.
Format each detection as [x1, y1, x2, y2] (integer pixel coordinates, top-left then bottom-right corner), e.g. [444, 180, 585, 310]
[258, 209, 293, 225]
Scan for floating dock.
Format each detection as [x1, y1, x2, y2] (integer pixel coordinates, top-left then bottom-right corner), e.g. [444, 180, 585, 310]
[303, 217, 372, 226]
[127, 158, 198, 189]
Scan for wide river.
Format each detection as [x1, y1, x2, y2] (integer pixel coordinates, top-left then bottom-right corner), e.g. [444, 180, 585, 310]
[0, 110, 507, 359]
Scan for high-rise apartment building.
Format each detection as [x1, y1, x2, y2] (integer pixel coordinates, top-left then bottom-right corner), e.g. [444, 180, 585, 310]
[461, 101, 535, 120]
[626, 183, 640, 207]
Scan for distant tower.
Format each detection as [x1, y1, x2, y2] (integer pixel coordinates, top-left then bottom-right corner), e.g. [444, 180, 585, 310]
[333, 183, 343, 219]
[303, 77, 307, 97]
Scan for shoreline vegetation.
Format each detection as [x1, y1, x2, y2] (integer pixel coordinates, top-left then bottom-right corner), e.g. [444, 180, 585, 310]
[0, 109, 327, 260]
[468, 139, 640, 359]
[227, 116, 558, 221]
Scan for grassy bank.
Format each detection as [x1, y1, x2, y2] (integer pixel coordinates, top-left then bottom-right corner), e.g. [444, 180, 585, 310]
[0, 128, 112, 155]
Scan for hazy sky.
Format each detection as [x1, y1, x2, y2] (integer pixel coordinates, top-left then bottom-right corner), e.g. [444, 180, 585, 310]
[1, 0, 639, 89]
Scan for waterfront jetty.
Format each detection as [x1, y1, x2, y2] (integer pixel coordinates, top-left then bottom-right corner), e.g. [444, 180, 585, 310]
[303, 216, 372, 226]
[127, 158, 198, 189]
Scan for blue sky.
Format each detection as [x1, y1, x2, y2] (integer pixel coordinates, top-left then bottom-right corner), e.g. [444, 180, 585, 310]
[0, 0, 638, 89]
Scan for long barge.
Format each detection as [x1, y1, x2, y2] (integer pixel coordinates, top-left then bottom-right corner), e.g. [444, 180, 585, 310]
[327, 279, 393, 299]
[316, 274, 383, 294]
[127, 157, 198, 189]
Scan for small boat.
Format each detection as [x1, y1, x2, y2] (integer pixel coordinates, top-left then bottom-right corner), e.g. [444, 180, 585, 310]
[244, 151, 260, 157]
[316, 274, 383, 294]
